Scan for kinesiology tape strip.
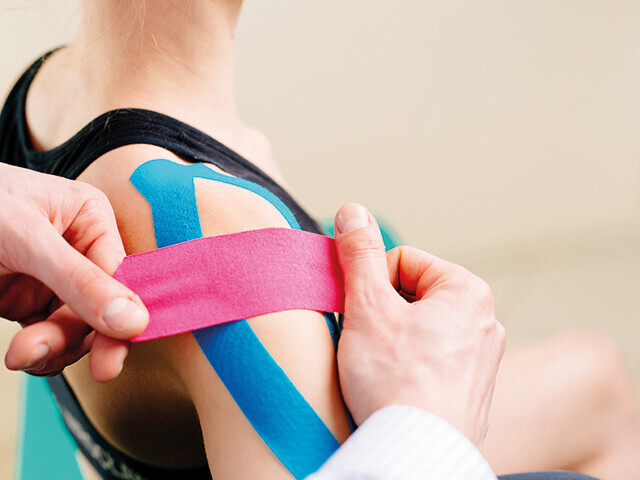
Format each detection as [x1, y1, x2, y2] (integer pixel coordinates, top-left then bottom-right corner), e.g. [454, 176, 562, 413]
[114, 228, 345, 342]
[126, 159, 342, 479]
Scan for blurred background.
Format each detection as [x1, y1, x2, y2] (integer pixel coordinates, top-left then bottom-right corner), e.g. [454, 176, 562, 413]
[1, 0, 639, 477]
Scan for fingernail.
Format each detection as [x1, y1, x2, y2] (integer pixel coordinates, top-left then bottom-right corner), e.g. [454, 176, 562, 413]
[23, 360, 47, 372]
[103, 298, 147, 333]
[22, 343, 50, 369]
[336, 204, 370, 233]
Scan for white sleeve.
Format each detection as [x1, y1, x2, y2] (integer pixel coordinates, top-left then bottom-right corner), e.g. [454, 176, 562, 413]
[306, 406, 497, 480]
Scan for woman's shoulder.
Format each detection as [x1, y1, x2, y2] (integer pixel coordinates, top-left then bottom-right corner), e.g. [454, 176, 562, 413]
[77, 145, 292, 256]
[64, 144, 297, 469]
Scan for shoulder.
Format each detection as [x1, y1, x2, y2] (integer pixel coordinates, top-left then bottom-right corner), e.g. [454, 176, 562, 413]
[66, 144, 299, 466]
[69, 144, 351, 475]
[76, 144, 291, 255]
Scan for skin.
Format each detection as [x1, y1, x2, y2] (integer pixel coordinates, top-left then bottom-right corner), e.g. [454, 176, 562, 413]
[486, 332, 640, 478]
[6, 0, 640, 478]
[333, 203, 505, 447]
[12, 2, 503, 476]
[0, 163, 148, 382]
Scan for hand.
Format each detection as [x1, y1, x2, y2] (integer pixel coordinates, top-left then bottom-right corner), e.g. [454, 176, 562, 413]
[333, 203, 506, 447]
[0, 164, 148, 382]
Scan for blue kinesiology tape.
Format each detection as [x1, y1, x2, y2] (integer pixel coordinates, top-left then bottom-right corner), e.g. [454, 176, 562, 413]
[130, 159, 341, 479]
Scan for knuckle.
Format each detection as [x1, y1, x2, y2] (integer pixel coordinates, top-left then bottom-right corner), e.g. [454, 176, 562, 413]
[346, 283, 397, 322]
[87, 186, 110, 206]
[446, 264, 473, 285]
[473, 277, 494, 305]
[341, 235, 385, 264]
[83, 190, 113, 221]
[453, 269, 494, 306]
[65, 262, 103, 311]
[65, 180, 85, 197]
[495, 320, 507, 352]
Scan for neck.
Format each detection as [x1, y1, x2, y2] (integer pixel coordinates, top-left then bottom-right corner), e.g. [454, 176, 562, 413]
[71, 0, 242, 125]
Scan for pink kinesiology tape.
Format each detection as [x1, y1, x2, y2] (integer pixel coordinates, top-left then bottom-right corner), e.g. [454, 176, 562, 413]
[113, 228, 346, 342]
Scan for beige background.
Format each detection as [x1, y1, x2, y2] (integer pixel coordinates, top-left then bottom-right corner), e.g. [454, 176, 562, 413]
[2, 1, 640, 478]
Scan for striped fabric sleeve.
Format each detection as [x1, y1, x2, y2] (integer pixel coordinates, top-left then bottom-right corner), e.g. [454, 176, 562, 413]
[306, 406, 498, 480]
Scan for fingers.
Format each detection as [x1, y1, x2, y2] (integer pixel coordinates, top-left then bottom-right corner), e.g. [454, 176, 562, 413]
[20, 335, 93, 378]
[5, 306, 131, 382]
[0, 166, 141, 380]
[24, 222, 148, 339]
[64, 187, 127, 275]
[386, 246, 462, 301]
[90, 333, 130, 383]
[5, 305, 92, 372]
[334, 204, 393, 304]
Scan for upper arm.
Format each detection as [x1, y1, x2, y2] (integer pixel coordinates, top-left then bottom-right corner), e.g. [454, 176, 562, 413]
[70, 145, 350, 478]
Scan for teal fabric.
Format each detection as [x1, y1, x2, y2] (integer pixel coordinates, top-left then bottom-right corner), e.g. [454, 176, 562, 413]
[17, 376, 83, 480]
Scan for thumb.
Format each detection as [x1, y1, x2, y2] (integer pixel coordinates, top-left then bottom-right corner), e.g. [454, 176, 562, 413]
[334, 204, 391, 302]
[25, 224, 148, 339]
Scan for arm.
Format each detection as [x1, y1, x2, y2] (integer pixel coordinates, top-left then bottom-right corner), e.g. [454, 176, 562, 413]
[64, 145, 350, 477]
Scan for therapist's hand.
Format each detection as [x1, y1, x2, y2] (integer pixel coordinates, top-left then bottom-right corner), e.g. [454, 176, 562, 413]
[0, 164, 148, 382]
[334, 203, 505, 447]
